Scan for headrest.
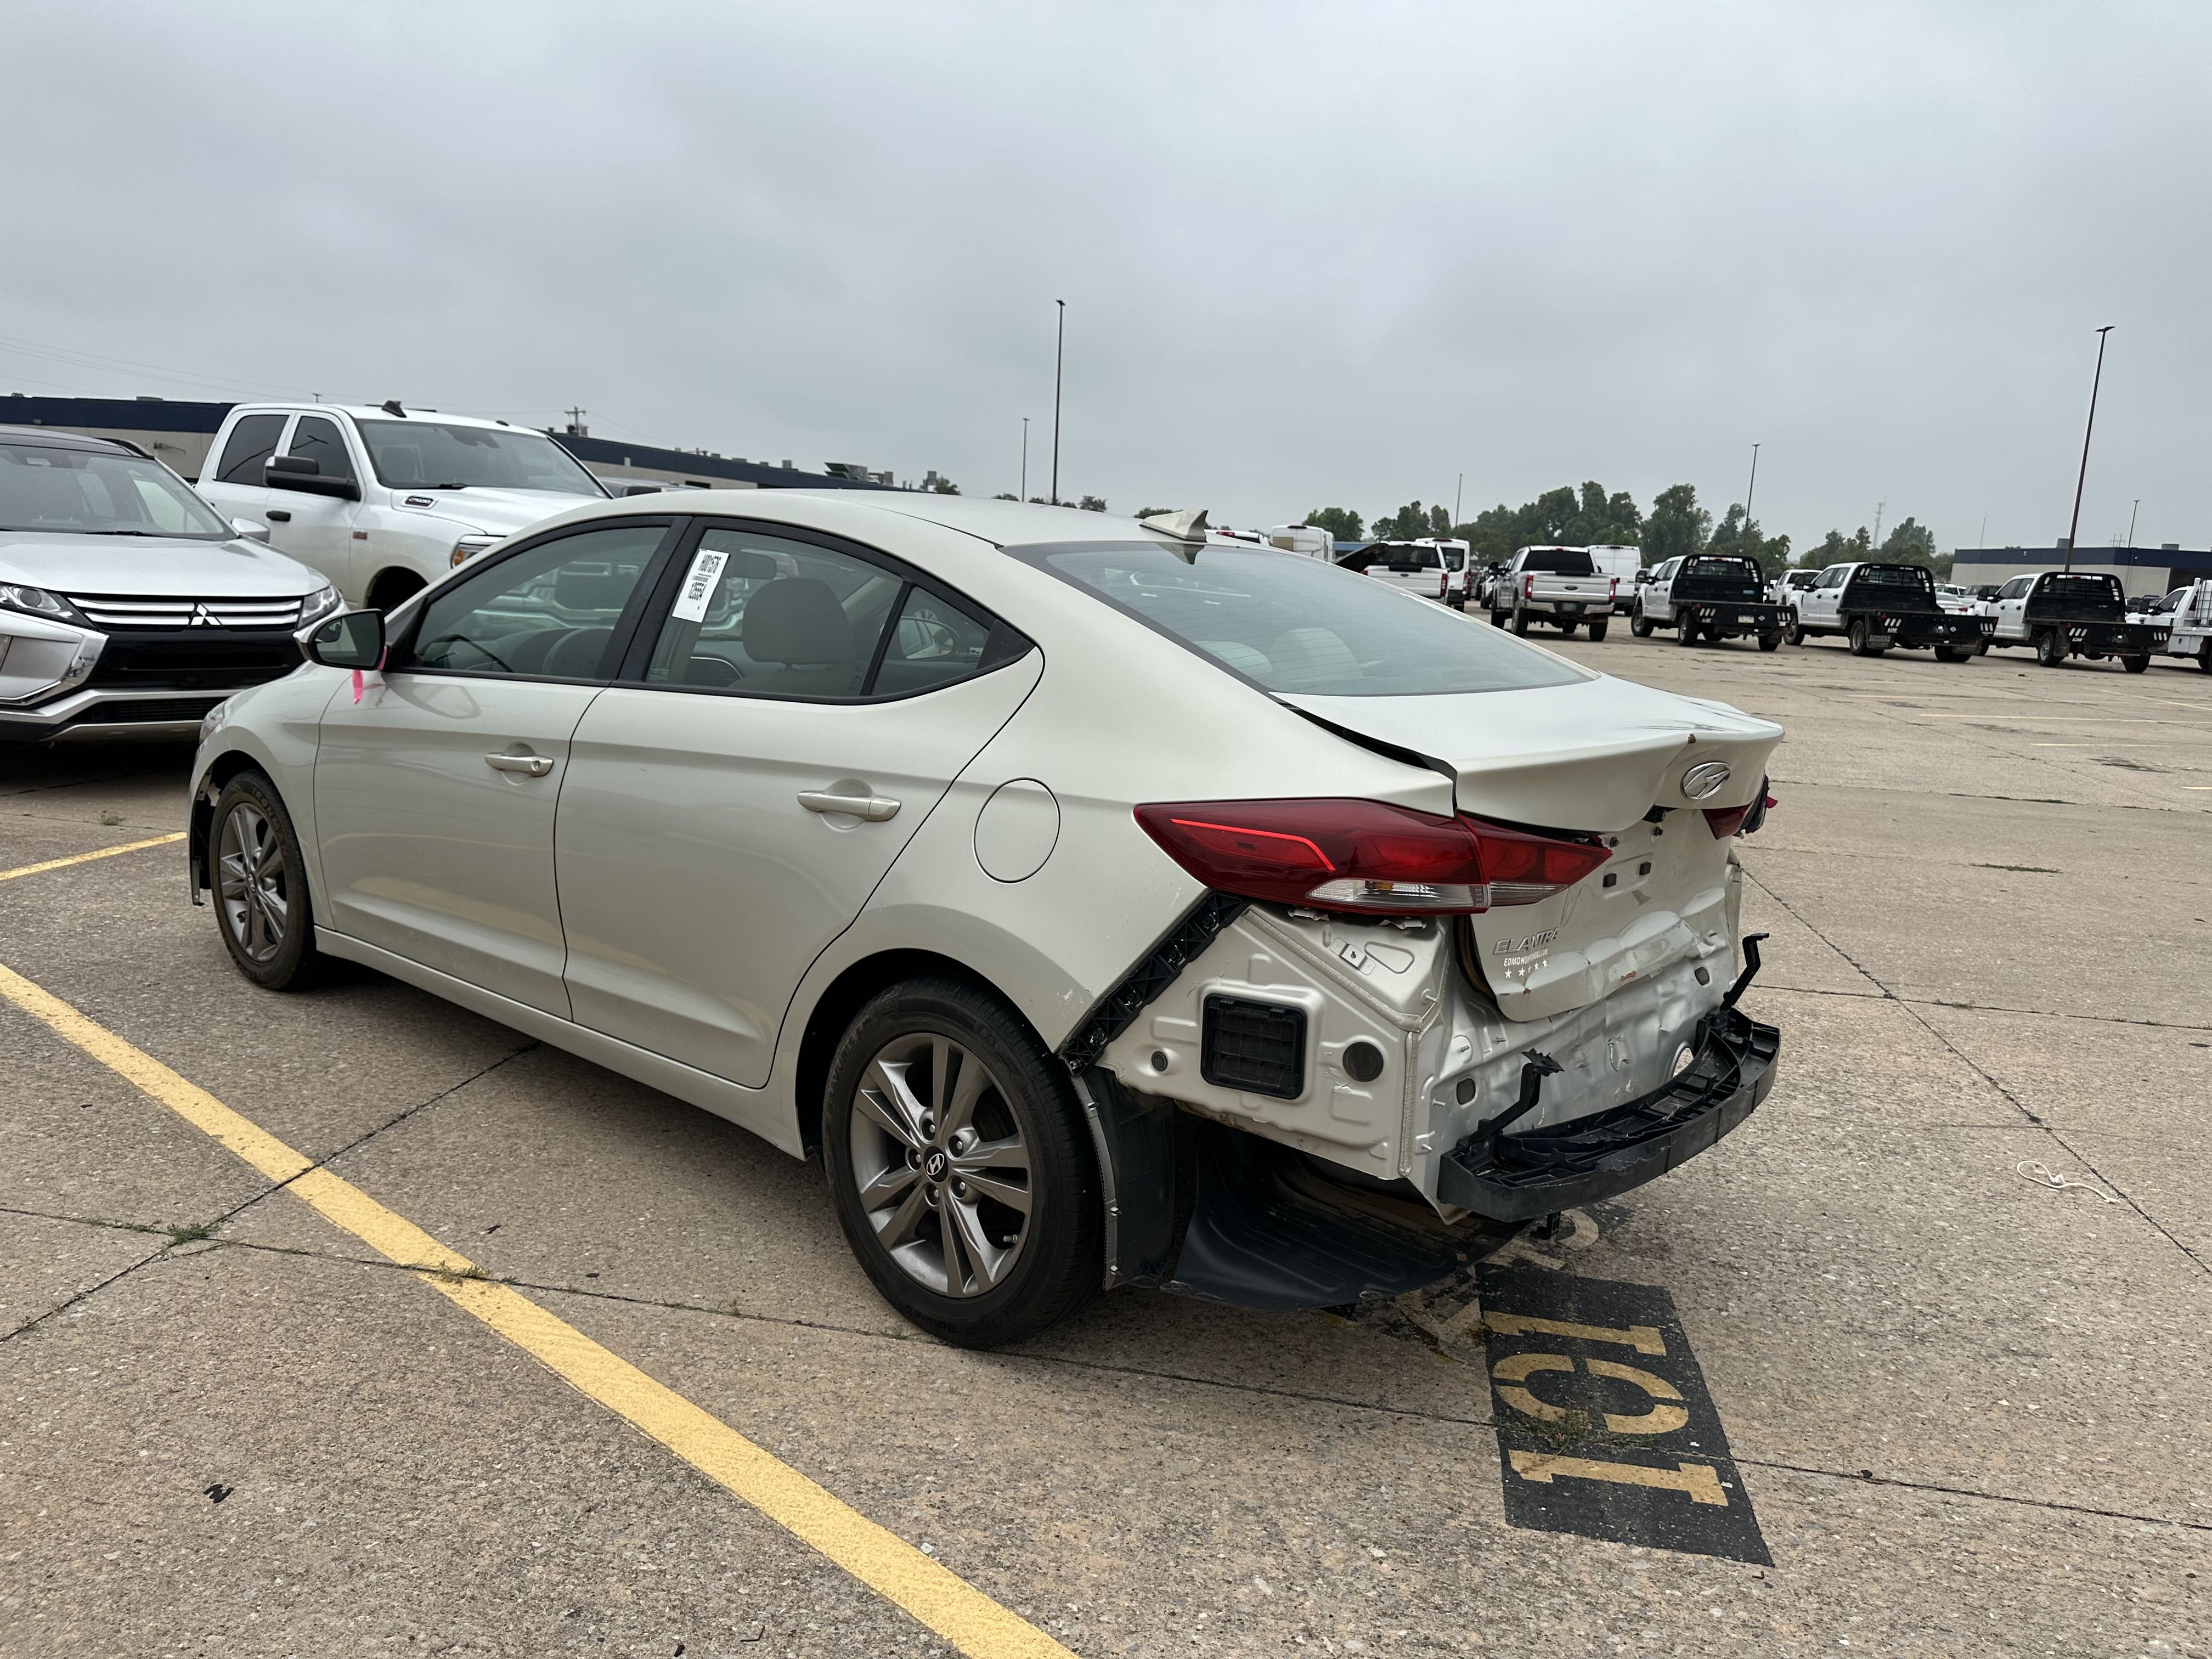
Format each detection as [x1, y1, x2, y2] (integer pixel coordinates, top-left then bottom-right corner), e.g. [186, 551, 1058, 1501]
[742, 577, 854, 664]
[555, 568, 636, 612]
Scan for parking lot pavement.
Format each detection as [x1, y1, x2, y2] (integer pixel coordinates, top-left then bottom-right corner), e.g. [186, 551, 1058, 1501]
[3, 635, 2207, 1657]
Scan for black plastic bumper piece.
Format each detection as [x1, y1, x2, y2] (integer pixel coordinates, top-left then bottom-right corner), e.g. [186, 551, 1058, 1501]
[1436, 1006, 1781, 1223]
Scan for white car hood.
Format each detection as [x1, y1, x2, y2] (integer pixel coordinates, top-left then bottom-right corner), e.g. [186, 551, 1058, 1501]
[388, 487, 603, 537]
[1281, 674, 1784, 832]
[0, 531, 326, 599]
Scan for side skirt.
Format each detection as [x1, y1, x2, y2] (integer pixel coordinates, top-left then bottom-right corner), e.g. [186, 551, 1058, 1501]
[313, 928, 803, 1158]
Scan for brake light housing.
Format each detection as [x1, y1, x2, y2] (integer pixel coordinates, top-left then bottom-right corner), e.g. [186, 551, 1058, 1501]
[1133, 799, 1610, 916]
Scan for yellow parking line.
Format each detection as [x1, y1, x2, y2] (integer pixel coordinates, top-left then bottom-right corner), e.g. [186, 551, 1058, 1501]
[0, 960, 1073, 1659]
[0, 832, 184, 884]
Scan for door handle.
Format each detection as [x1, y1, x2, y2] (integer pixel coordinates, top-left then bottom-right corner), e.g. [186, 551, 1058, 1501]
[485, 753, 556, 777]
[798, 790, 899, 822]
[266, 509, 292, 522]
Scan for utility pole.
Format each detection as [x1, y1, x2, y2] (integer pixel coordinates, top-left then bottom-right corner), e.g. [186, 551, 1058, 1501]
[1454, 472, 1463, 526]
[2063, 326, 2115, 574]
[1978, 514, 1988, 549]
[564, 406, 588, 437]
[1874, 501, 1886, 547]
[1020, 417, 1029, 500]
[1050, 301, 1065, 506]
[1743, 443, 1761, 544]
[2128, 499, 2139, 547]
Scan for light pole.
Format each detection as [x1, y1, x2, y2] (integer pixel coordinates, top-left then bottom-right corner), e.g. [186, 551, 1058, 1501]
[1020, 417, 1029, 500]
[1050, 300, 1065, 506]
[2127, 499, 2138, 548]
[1874, 501, 1885, 547]
[1743, 443, 1760, 549]
[1454, 472, 1463, 526]
[2063, 326, 2115, 574]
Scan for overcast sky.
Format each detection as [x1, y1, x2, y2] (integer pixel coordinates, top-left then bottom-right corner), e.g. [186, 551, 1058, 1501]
[5, 3, 2208, 550]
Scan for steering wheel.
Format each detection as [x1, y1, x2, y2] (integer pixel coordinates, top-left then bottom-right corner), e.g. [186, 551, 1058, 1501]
[418, 634, 514, 674]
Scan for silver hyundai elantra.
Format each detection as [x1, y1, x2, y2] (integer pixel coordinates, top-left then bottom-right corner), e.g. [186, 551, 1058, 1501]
[188, 493, 1784, 1346]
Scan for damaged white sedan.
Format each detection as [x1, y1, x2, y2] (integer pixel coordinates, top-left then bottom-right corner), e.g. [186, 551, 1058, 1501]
[187, 494, 1782, 1346]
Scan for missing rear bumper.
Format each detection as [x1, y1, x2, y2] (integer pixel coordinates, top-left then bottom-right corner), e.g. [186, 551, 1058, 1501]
[1436, 1005, 1779, 1222]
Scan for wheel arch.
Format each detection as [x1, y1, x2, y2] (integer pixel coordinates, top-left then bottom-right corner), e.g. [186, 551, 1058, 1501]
[366, 565, 429, 611]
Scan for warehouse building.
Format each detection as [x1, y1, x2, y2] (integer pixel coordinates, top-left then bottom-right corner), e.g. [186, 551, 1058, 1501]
[0, 395, 913, 495]
[1950, 541, 2210, 597]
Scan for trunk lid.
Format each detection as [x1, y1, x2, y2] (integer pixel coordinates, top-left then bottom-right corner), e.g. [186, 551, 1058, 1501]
[1281, 675, 1781, 1020]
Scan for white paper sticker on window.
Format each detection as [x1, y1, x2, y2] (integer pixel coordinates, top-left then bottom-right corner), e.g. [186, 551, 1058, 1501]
[671, 548, 727, 623]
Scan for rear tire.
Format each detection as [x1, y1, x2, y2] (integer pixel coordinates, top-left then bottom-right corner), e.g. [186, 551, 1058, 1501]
[210, 770, 324, 991]
[2122, 653, 2150, 674]
[1585, 620, 1609, 642]
[1933, 644, 1969, 663]
[822, 977, 1102, 1348]
[2035, 629, 2067, 668]
[1630, 607, 1654, 638]
[1847, 618, 1877, 657]
[1511, 607, 1531, 636]
[2197, 646, 2211, 673]
[1758, 632, 1782, 653]
[1676, 619, 1700, 646]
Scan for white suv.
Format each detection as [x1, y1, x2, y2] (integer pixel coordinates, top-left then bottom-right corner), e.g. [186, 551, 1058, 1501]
[196, 404, 610, 611]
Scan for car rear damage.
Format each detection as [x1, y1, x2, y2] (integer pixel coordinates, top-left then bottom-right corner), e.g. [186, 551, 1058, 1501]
[1066, 680, 1784, 1307]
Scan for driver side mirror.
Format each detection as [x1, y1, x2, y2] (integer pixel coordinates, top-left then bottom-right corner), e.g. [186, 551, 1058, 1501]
[266, 454, 363, 501]
[302, 608, 384, 669]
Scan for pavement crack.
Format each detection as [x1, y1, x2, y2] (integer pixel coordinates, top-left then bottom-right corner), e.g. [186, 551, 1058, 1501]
[1743, 867, 2209, 1282]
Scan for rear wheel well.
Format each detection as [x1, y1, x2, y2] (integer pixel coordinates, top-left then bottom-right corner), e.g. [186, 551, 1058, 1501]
[366, 567, 427, 612]
[793, 950, 1036, 1154]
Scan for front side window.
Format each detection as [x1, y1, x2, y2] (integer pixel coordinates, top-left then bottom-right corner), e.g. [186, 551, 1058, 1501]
[285, 415, 354, 482]
[1018, 539, 1586, 697]
[357, 419, 608, 496]
[212, 414, 285, 484]
[402, 522, 670, 679]
[0, 441, 232, 538]
[642, 526, 906, 701]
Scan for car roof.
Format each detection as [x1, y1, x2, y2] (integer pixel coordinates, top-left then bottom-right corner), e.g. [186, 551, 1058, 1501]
[227, 403, 517, 431]
[741, 490, 1180, 549]
[0, 424, 139, 455]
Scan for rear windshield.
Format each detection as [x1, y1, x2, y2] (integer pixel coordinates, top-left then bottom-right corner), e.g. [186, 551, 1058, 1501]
[2039, 573, 2123, 603]
[1017, 540, 1586, 697]
[1520, 548, 1596, 574]
[1848, 565, 1933, 591]
[1681, 557, 1761, 580]
[1352, 544, 1441, 572]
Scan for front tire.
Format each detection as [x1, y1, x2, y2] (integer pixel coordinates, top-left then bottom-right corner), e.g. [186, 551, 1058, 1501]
[1630, 606, 1654, 638]
[822, 977, 1102, 1348]
[210, 770, 323, 990]
[1784, 613, 1806, 646]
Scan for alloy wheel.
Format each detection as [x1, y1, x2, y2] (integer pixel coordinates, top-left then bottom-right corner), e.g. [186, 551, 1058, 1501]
[848, 1032, 1032, 1297]
[216, 802, 290, 963]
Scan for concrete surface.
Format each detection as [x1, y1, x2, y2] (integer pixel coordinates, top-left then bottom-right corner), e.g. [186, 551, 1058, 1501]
[1, 634, 2206, 1656]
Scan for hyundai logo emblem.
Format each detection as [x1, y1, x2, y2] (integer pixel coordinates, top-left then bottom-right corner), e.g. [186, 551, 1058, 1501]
[1680, 760, 1733, 801]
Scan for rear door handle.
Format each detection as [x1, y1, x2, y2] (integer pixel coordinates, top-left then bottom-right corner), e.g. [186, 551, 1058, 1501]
[266, 510, 292, 522]
[798, 790, 899, 822]
[486, 753, 556, 777]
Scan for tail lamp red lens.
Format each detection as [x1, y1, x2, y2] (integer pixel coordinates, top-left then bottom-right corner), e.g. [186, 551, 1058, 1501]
[1702, 804, 1752, 838]
[1133, 799, 1610, 916]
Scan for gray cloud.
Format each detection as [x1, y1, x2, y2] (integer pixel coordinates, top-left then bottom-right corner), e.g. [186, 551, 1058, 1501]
[4, 1, 2208, 549]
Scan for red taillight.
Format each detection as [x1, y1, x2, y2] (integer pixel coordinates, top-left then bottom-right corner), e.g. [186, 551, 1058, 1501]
[1523, 573, 1537, 598]
[1133, 800, 1610, 916]
[1609, 575, 1620, 596]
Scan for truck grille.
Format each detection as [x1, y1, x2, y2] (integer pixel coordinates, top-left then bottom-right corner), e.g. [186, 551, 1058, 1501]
[66, 595, 306, 630]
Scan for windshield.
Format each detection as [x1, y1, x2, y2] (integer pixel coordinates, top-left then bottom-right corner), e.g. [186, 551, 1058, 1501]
[357, 420, 608, 496]
[0, 442, 233, 538]
[1520, 548, 1597, 575]
[1018, 540, 1586, 697]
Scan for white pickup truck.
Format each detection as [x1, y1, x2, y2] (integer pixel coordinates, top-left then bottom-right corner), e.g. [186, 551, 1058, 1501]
[195, 403, 611, 611]
[1490, 545, 1616, 638]
[1338, 539, 1472, 608]
[2163, 580, 2212, 671]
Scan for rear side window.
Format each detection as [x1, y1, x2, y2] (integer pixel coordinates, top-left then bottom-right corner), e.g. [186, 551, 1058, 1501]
[1019, 539, 1585, 697]
[1520, 548, 1596, 574]
[212, 414, 285, 484]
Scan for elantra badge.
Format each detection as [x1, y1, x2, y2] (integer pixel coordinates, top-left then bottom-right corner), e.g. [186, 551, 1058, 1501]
[1680, 760, 1732, 800]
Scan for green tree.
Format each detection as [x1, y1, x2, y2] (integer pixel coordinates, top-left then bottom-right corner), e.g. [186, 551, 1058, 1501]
[1878, 516, 1946, 576]
[1304, 506, 1363, 541]
[1370, 500, 1434, 541]
[1643, 484, 1711, 566]
[1706, 503, 1790, 572]
[929, 477, 960, 495]
[1078, 495, 1107, 512]
[992, 492, 1018, 501]
[1796, 527, 1872, 570]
